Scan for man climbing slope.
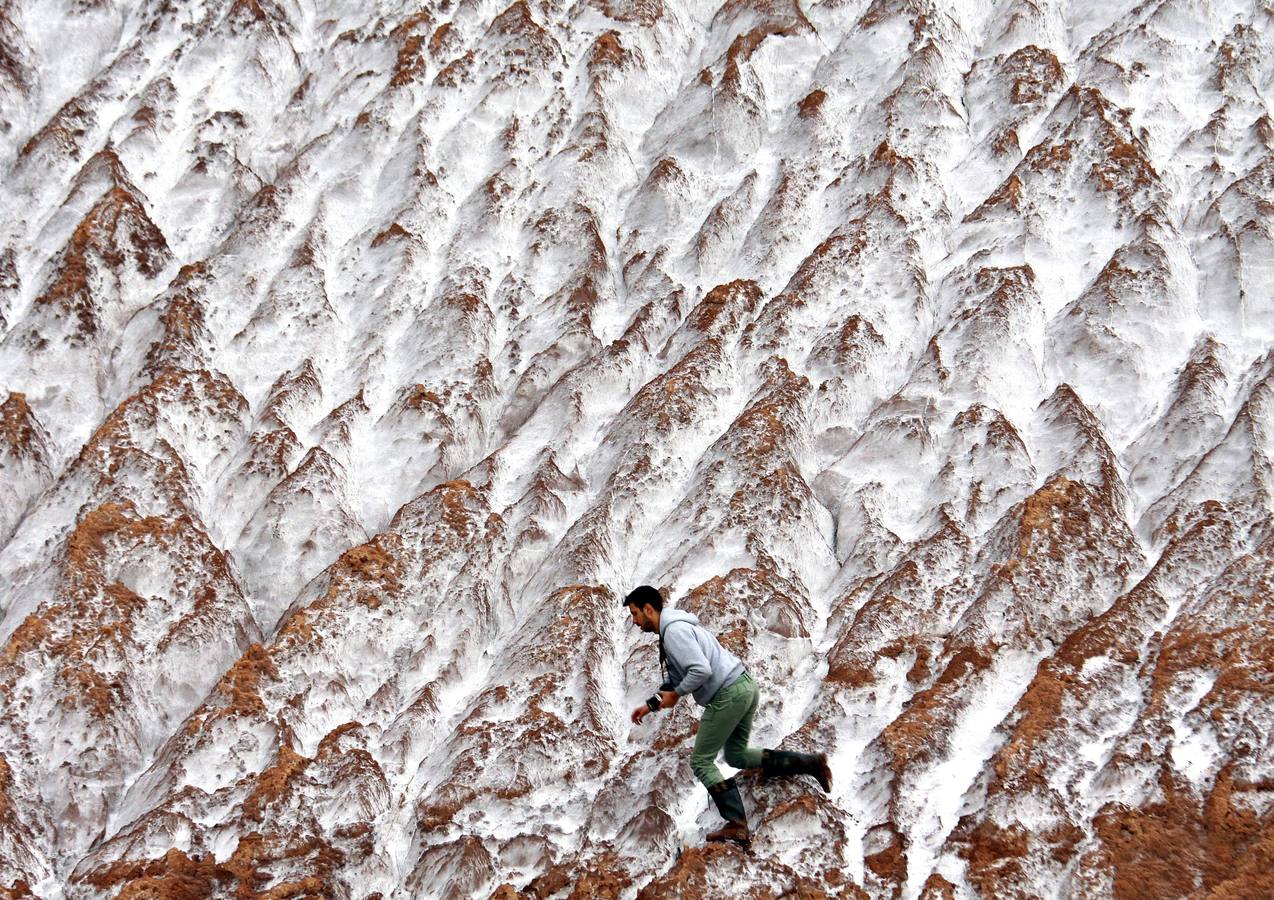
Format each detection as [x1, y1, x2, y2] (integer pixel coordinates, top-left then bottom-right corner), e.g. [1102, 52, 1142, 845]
[625, 584, 832, 846]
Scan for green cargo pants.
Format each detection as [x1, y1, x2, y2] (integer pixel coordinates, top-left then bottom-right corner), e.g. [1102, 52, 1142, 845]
[689, 671, 764, 788]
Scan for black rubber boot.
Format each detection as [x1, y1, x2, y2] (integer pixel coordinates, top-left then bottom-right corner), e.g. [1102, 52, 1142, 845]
[705, 778, 750, 846]
[761, 749, 833, 792]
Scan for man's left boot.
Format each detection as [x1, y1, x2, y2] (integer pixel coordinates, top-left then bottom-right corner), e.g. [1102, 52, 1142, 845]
[761, 749, 832, 792]
[705, 778, 750, 847]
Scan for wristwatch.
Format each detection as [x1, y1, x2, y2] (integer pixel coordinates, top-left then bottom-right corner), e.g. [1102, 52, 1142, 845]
[646, 695, 662, 712]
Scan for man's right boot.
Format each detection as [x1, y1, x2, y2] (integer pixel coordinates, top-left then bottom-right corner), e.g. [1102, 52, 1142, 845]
[761, 749, 833, 792]
[705, 777, 750, 847]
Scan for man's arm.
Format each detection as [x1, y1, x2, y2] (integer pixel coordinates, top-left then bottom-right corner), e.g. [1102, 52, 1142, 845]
[632, 671, 682, 724]
[662, 623, 711, 697]
[633, 629, 703, 724]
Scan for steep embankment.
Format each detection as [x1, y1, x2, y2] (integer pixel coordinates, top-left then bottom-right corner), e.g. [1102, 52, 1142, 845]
[0, 0, 1271, 897]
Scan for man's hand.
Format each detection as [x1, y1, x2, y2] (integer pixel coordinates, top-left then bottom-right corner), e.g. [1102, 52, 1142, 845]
[632, 689, 680, 724]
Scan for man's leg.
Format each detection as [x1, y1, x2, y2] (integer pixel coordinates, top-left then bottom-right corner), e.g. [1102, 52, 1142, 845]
[760, 747, 833, 792]
[721, 673, 833, 792]
[689, 676, 755, 788]
[691, 675, 760, 845]
[722, 673, 763, 771]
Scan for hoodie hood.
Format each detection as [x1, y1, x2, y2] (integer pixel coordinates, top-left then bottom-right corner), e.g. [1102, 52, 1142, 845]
[658, 607, 700, 637]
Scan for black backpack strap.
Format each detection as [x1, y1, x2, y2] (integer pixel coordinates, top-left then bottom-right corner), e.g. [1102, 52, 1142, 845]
[659, 621, 692, 691]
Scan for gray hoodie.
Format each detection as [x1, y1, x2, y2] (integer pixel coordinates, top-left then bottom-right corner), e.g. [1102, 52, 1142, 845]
[658, 608, 745, 706]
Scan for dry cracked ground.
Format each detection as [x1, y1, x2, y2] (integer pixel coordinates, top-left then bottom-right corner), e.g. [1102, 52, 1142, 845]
[0, 0, 1272, 897]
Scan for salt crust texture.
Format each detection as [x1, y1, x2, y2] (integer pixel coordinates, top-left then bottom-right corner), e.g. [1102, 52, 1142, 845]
[0, 0, 1272, 897]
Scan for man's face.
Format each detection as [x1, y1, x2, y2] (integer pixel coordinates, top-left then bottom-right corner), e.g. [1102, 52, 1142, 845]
[627, 602, 656, 633]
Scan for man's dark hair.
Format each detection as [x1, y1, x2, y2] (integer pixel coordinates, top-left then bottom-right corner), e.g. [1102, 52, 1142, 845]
[623, 584, 662, 611]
